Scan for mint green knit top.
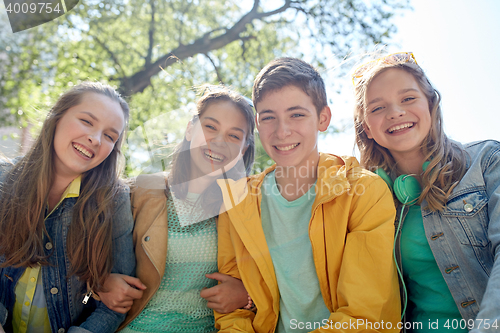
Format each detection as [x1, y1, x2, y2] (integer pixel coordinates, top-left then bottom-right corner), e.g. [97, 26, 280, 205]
[122, 192, 218, 333]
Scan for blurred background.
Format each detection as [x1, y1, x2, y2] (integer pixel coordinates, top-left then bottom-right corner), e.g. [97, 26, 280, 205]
[1, 0, 499, 175]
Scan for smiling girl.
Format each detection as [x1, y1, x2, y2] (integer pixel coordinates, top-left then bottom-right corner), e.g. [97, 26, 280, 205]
[0, 82, 135, 333]
[102, 86, 255, 333]
[353, 52, 500, 332]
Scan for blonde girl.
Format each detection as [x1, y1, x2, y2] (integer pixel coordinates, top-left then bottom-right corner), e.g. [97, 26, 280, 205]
[353, 52, 500, 332]
[0, 82, 134, 333]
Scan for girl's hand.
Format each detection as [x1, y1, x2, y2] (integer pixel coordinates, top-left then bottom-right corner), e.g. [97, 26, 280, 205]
[200, 272, 248, 313]
[0, 322, 5, 333]
[98, 273, 146, 314]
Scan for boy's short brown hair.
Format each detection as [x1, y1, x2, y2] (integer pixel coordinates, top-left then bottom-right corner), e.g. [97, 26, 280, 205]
[252, 57, 328, 115]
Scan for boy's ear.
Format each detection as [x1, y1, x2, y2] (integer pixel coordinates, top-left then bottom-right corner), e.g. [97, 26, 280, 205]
[362, 122, 373, 139]
[254, 114, 259, 132]
[185, 121, 193, 141]
[318, 106, 332, 132]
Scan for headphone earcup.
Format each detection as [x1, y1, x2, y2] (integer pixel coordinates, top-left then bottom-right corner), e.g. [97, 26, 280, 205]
[393, 175, 422, 206]
[374, 168, 394, 193]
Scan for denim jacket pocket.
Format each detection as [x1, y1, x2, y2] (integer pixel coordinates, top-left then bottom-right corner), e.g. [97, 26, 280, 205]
[442, 189, 489, 248]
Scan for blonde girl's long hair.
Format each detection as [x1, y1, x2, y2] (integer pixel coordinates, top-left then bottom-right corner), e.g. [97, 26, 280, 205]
[353, 59, 466, 211]
[0, 82, 130, 292]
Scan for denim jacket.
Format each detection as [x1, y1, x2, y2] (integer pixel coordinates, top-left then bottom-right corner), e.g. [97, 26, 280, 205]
[0, 163, 136, 333]
[396, 140, 500, 331]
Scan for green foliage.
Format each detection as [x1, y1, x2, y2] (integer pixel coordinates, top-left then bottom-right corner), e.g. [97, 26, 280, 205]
[1, 0, 410, 174]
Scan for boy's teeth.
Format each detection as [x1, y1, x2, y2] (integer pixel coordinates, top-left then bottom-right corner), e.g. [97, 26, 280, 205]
[388, 123, 413, 133]
[275, 143, 298, 151]
[205, 150, 224, 162]
[73, 144, 93, 158]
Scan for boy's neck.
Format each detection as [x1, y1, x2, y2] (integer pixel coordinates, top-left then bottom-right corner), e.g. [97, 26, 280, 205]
[274, 164, 317, 202]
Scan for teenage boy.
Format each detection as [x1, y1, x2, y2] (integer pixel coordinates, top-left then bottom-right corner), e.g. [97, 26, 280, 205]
[215, 58, 400, 332]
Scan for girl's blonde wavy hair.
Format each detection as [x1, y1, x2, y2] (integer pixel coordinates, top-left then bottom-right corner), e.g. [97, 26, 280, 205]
[353, 57, 466, 211]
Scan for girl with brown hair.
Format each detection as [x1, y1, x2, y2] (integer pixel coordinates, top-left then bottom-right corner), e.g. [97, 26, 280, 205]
[0, 82, 135, 333]
[101, 85, 255, 333]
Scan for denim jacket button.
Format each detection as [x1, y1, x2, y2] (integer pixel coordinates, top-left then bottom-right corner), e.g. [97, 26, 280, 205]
[461, 300, 476, 308]
[144, 236, 150, 242]
[50, 287, 59, 294]
[58, 328, 65, 333]
[45, 242, 53, 250]
[431, 232, 444, 240]
[464, 203, 473, 212]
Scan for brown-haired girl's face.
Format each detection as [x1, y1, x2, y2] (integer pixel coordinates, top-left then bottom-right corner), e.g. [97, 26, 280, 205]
[53, 92, 125, 179]
[363, 68, 431, 161]
[186, 100, 248, 179]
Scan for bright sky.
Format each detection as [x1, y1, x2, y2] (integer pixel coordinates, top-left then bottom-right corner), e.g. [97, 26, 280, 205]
[319, 0, 500, 157]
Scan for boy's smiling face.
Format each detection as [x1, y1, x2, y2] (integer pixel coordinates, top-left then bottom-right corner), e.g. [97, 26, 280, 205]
[255, 85, 331, 170]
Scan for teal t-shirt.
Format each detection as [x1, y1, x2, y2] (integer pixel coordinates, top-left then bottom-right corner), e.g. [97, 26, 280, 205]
[400, 205, 466, 332]
[261, 171, 330, 333]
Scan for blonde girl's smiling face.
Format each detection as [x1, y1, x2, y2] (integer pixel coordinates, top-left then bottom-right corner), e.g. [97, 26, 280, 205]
[186, 100, 248, 179]
[363, 68, 432, 162]
[53, 92, 125, 180]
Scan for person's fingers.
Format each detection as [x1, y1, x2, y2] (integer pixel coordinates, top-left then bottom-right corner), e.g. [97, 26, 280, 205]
[109, 299, 134, 312]
[206, 301, 217, 310]
[124, 286, 144, 300]
[200, 284, 219, 299]
[121, 275, 147, 290]
[206, 300, 234, 314]
[205, 272, 229, 282]
[112, 306, 130, 314]
[114, 300, 134, 308]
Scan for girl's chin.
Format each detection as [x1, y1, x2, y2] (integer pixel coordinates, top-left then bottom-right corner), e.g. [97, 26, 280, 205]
[191, 154, 243, 180]
[191, 166, 225, 180]
[198, 164, 239, 179]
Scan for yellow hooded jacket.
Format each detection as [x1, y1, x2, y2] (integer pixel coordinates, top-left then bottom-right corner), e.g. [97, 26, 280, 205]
[215, 153, 401, 332]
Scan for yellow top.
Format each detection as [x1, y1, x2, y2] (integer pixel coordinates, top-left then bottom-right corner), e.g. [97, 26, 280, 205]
[13, 176, 81, 333]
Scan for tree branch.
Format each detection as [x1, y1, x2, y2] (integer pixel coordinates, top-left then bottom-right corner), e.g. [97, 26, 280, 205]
[119, 0, 293, 94]
[254, 0, 293, 19]
[240, 35, 256, 62]
[204, 53, 224, 84]
[93, 35, 127, 79]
